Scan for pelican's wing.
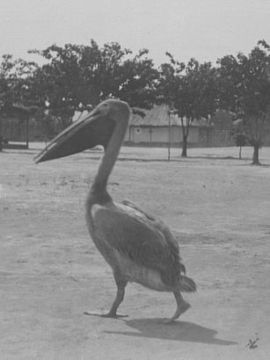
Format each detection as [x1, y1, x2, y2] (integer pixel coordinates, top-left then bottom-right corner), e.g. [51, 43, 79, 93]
[121, 200, 156, 221]
[92, 202, 183, 287]
[121, 200, 186, 274]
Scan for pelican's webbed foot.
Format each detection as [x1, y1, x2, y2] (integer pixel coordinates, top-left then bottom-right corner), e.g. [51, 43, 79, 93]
[84, 311, 128, 319]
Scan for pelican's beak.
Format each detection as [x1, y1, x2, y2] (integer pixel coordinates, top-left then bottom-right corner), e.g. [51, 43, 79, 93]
[34, 107, 115, 163]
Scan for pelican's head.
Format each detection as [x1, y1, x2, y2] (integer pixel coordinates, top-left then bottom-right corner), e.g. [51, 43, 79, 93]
[34, 99, 131, 163]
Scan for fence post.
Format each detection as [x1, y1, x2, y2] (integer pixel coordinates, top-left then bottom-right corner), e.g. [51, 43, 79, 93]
[168, 112, 171, 161]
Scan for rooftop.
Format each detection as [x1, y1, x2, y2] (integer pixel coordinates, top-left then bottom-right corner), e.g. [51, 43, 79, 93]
[131, 104, 211, 127]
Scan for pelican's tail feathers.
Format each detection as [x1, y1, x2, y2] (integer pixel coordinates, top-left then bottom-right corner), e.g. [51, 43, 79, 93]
[179, 275, 196, 292]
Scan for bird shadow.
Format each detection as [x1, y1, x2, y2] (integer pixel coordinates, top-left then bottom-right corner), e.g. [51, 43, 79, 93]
[104, 318, 237, 346]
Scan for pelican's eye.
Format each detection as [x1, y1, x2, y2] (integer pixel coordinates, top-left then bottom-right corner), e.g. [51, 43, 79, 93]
[100, 103, 110, 115]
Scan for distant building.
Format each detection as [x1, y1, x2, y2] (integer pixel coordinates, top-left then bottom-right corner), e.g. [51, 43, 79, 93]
[124, 104, 228, 147]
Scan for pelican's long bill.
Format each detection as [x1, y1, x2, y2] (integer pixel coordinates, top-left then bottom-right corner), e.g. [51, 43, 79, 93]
[34, 106, 115, 163]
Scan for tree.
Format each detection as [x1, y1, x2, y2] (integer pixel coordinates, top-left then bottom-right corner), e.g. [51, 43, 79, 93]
[217, 41, 270, 165]
[0, 54, 39, 107]
[0, 54, 38, 149]
[29, 40, 159, 132]
[159, 55, 218, 156]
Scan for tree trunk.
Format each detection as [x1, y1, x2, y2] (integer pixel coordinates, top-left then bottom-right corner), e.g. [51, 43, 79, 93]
[239, 146, 242, 159]
[252, 144, 260, 165]
[180, 117, 191, 158]
[181, 135, 188, 157]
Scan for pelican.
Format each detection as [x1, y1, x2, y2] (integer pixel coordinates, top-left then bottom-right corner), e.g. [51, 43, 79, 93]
[35, 99, 196, 322]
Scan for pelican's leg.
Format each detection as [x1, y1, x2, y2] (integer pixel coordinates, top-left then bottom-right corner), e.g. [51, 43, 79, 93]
[164, 290, 190, 324]
[104, 277, 127, 318]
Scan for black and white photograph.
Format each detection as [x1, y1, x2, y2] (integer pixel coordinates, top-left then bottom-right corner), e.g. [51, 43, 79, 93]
[0, 0, 270, 359]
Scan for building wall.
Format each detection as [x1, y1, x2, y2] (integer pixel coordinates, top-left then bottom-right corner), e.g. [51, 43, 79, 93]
[197, 127, 234, 147]
[1, 116, 28, 142]
[3, 115, 270, 147]
[126, 125, 200, 145]
[1, 116, 67, 142]
[207, 128, 234, 146]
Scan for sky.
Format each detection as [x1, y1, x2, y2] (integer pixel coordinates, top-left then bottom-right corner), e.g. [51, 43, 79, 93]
[0, 0, 269, 66]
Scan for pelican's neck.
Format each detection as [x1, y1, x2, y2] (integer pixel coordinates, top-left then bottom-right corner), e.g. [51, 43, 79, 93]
[90, 117, 128, 201]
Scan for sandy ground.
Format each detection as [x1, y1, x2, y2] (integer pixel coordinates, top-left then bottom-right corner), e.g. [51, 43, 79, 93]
[1, 144, 270, 359]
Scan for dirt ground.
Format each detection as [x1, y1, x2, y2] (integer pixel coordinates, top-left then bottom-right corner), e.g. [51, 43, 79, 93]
[1, 144, 270, 360]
